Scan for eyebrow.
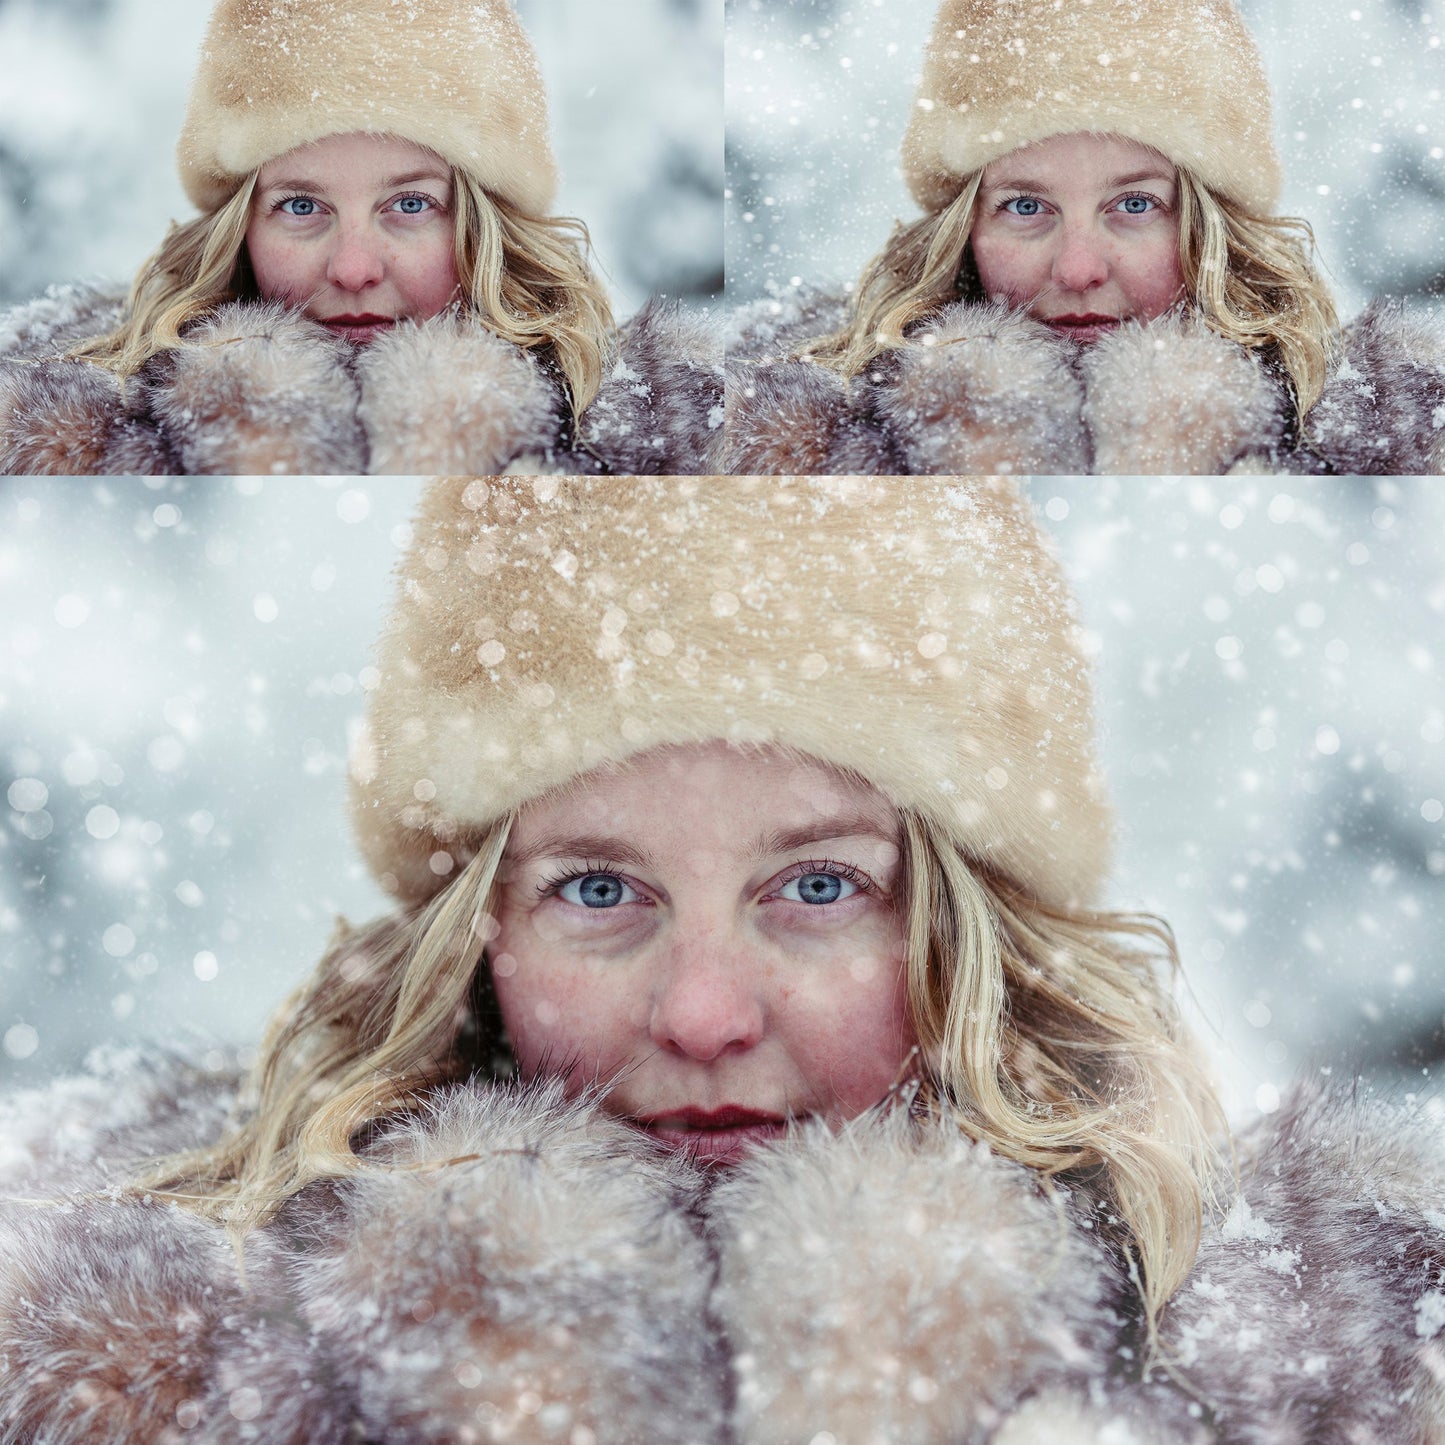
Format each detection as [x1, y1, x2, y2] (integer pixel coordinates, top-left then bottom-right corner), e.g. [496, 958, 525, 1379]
[505, 832, 656, 870]
[256, 169, 451, 195]
[505, 812, 899, 871]
[982, 167, 1175, 195]
[753, 812, 900, 860]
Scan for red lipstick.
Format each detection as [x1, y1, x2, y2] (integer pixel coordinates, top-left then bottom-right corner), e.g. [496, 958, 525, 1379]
[320, 313, 396, 344]
[1044, 313, 1120, 344]
[633, 1106, 790, 1165]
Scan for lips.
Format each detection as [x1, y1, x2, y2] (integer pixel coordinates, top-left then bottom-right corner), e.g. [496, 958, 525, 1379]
[632, 1105, 791, 1166]
[320, 314, 396, 344]
[1043, 313, 1120, 344]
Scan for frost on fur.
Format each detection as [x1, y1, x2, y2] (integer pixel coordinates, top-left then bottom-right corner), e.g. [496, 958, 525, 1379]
[1298, 301, 1445, 475]
[355, 311, 560, 475]
[725, 357, 898, 474]
[1158, 1084, 1445, 1445]
[148, 301, 366, 475]
[706, 1111, 1121, 1445]
[576, 301, 725, 475]
[1079, 313, 1287, 474]
[288, 1080, 727, 1445]
[880, 300, 1090, 474]
[0, 1199, 346, 1445]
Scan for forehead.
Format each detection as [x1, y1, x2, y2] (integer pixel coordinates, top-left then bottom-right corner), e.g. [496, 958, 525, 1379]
[509, 742, 899, 851]
[981, 132, 1174, 189]
[255, 131, 450, 188]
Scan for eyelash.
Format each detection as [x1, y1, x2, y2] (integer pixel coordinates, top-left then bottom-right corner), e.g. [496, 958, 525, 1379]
[995, 189, 1166, 216]
[536, 859, 633, 900]
[775, 857, 877, 897]
[535, 856, 879, 902]
[270, 190, 444, 216]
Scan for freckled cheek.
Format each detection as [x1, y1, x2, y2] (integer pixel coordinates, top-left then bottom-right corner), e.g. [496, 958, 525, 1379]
[971, 237, 1045, 304]
[490, 930, 642, 1086]
[245, 230, 314, 305]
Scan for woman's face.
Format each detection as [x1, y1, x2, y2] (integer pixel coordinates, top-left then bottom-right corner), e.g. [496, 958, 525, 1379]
[491, 742, 916, 1165]
[970, 132, 1184, 344]
[246, 132, 460, 344]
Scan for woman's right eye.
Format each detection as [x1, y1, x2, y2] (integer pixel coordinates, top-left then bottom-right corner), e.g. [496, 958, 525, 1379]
[558, 873, 637, 909]
[1002, 196, 1045, 217]
[278, 196, 321, 217]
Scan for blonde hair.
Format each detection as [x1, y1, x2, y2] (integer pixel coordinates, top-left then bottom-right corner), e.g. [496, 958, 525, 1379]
[137, 804, 1220, 1331]
[802, 157, 1336, 428]
[68, 163, 614, 416]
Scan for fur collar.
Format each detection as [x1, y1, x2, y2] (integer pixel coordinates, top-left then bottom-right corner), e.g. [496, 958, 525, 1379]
[726, 292, 1445, 477]
[3, 1050, 1443, 1443]
[0, 285, 722, 478]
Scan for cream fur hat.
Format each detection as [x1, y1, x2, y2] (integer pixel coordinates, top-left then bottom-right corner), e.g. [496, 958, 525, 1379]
[902, 0, 1282, 215]
[350, 478, 1112, 911]
[177, 0, 557, 216]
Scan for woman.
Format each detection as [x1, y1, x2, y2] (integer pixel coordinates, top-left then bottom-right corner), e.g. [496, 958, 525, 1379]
[0, 0, 720, 477]
[3, 478, 1442, 1443]
[726, 0, 1445, 476]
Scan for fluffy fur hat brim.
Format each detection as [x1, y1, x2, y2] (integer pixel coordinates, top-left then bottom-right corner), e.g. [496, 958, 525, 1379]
[902, 0, 1281, 215]
[349, 477, 1111, 909]
[177, 0, 557, 216]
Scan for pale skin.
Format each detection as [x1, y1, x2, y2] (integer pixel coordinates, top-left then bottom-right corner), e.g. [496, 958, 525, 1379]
[490, 742, 918, 1165]
[970, 132, 1185, 344]
[245, 131, 461, 345]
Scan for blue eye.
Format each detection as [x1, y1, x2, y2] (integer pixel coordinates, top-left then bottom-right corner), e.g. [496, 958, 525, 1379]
[778, 871, 858, 905]
[278, 196, 320, 217]
[1003, 196, 1044, 217]
[391, 194, 435, 215]
[1117, 194, 1158, 215]
[559, 873, 635, 909]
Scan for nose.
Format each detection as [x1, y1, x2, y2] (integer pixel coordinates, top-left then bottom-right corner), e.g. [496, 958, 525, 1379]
[1050, 222, 1109, 296]
[325, 224, 386, 293]
[648, 934, 765, 1062]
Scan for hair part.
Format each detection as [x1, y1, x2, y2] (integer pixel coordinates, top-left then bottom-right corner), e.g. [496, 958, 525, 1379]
[67, 159, 614, 417]
[801, 157, 1336, 427]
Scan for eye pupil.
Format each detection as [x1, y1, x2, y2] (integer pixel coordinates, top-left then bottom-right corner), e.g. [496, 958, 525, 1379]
[796, 872, 843, 905]
[577, 874, 624, 908]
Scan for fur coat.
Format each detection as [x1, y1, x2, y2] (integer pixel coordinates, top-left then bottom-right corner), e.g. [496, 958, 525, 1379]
[0, 284, 723, 477]
[3, 1049, 1444, 1444]
[725, 293, 1445, 476]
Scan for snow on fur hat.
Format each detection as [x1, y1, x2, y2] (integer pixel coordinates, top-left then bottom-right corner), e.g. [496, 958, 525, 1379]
[902, 0, 1282, 216]
[177, 0, 557, 216]
[350, 477, 1112, 911]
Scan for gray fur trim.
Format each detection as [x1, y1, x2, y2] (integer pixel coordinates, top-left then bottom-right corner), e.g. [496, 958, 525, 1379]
[1157, 1083, 1445, 1444]
[355, 310, 561, 475]
[145, 301, 367, 476]
[0, 1199, 349, 1445]
[0, 286, 723, 476]
[706, 1110, 1122, 1445]
[572, 300, 725, 475]
[5, 1059, 1445, 1443]
[0, 359, 176, 475]
[1079, 312, 1288, 474]
[726, 291, 1445, 476]
[880, 300, 1091, 475]
[288, 1080, 728, 1444]
[1294, 300, 1445, 475]
[726, 355, 900, 474]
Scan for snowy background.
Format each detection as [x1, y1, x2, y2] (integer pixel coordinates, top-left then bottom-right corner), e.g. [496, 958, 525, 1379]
[2, 479, 1442, 1124]
[0, 0, 722, 316]
[727, 0, 1445, 318]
